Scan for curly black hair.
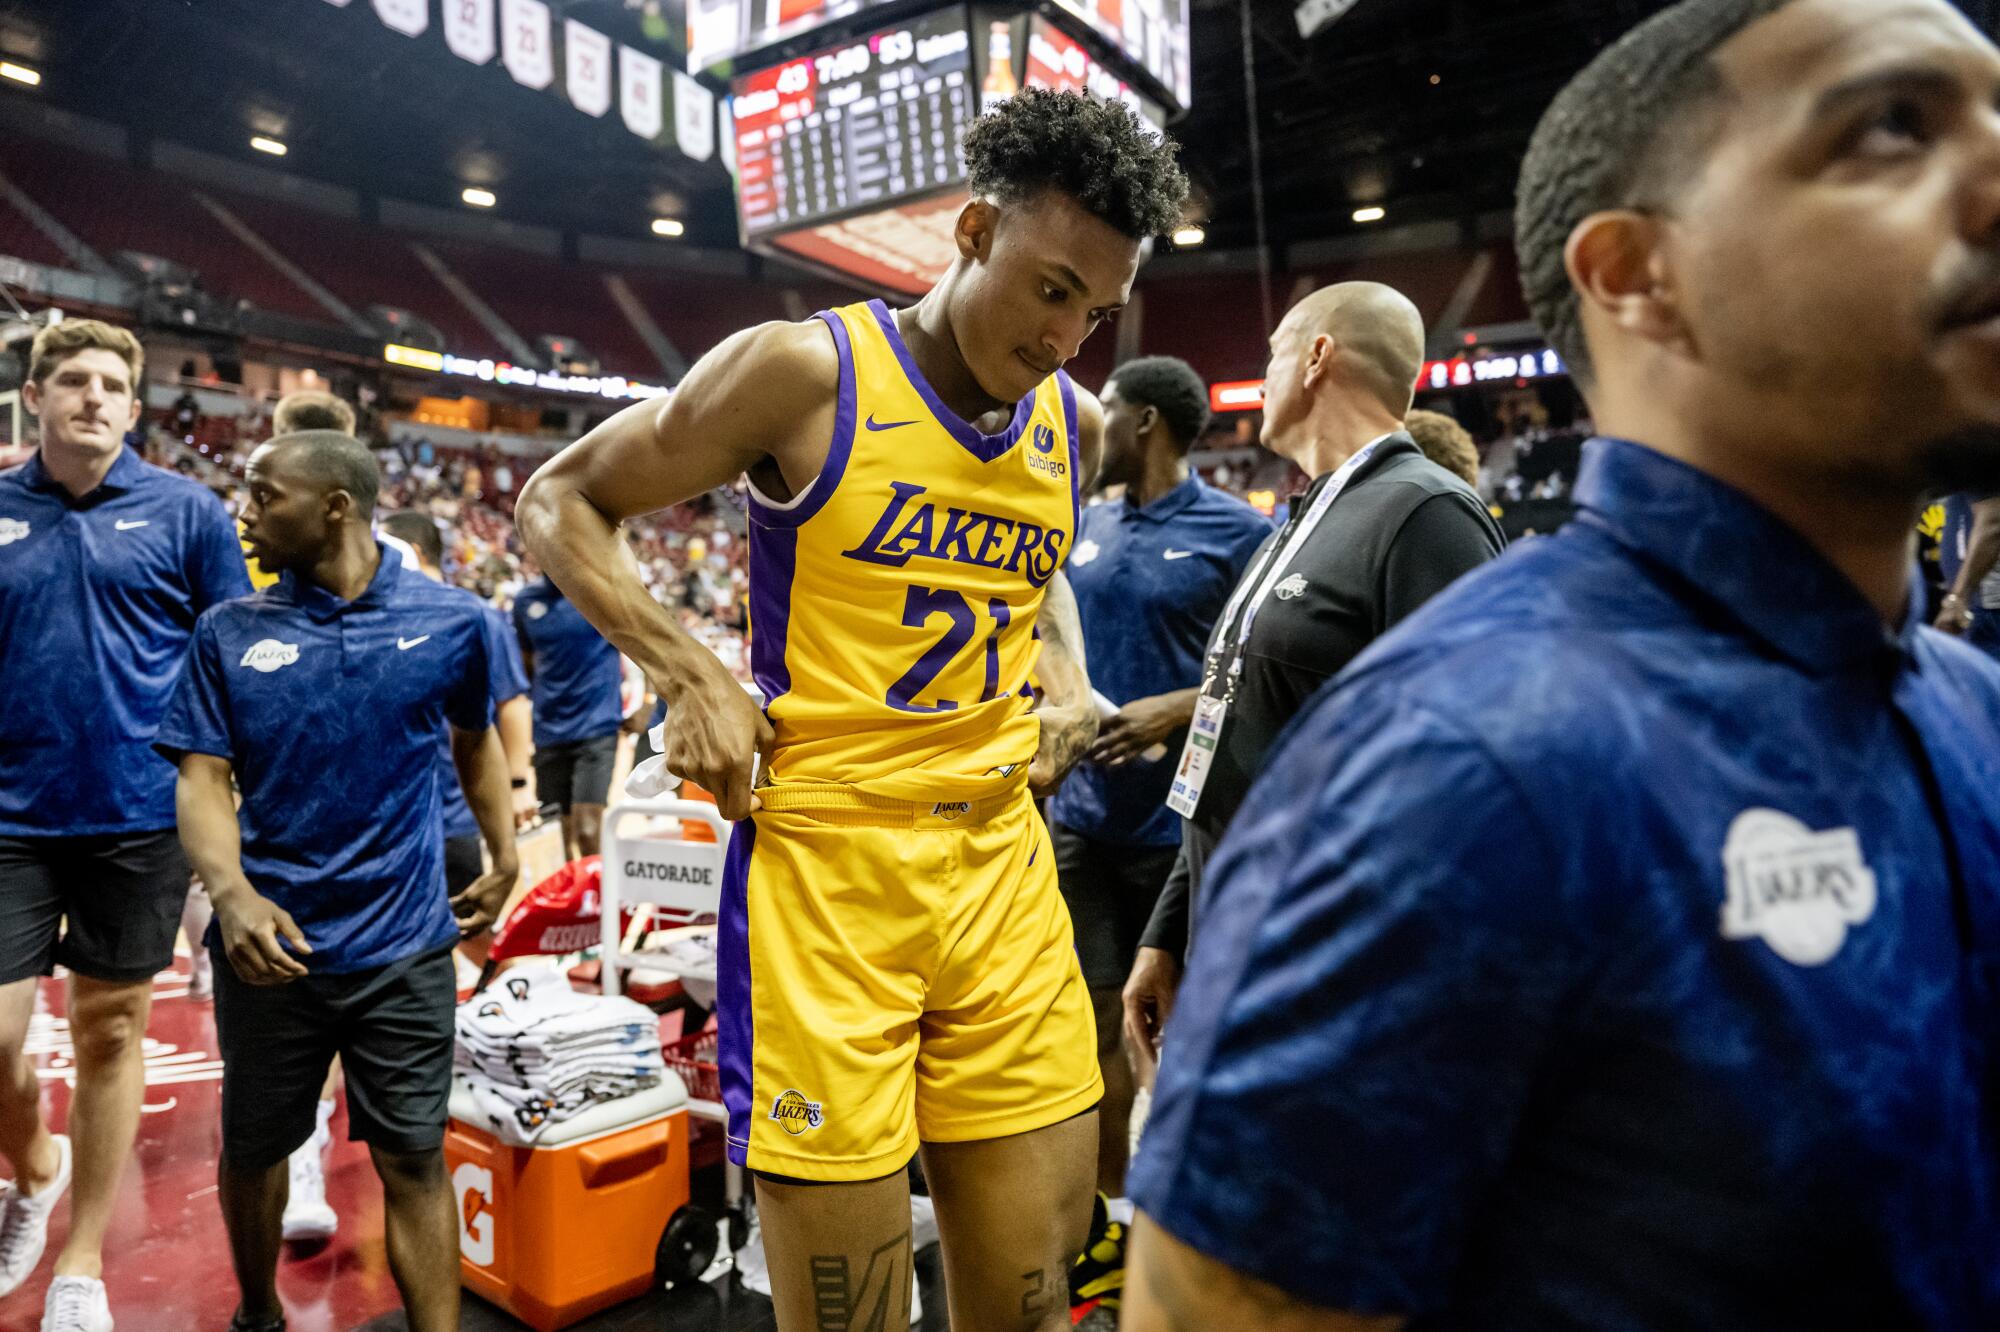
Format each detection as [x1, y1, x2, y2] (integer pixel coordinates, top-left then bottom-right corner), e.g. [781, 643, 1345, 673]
[1516, 0, 1794, 386]
[962, 88, 1189, 240]
[1108, 355, 1210, 451]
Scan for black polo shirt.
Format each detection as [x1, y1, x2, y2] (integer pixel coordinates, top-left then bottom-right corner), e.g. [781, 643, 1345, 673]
[1142, 433, 1505, 955]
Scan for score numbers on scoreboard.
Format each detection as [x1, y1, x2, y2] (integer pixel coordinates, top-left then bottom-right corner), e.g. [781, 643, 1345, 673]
[731, 10, 976, 238]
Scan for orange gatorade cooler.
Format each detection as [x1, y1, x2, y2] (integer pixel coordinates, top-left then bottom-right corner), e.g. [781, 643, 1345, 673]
[446, 1076, 718, 1330]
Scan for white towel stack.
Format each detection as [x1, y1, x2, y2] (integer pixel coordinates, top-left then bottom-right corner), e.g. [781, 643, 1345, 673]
[454, 962, 665, 1145]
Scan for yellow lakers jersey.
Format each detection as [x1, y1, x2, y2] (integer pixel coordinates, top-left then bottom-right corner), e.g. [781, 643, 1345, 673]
[744, 299, 1081, 802]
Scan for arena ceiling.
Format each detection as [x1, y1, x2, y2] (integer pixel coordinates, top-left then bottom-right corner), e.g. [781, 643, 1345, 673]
[0, 0, 1994, 256]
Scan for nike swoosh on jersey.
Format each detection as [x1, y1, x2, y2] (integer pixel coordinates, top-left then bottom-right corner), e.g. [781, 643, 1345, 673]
[114, 519, 150, 531]
[1162, 549, 1194, 560]
[397, 635, 431, 650]
[864, 415, 918, 432]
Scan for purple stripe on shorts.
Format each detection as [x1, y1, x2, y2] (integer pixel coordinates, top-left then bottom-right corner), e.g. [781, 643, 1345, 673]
[718, 816, 758, 1163]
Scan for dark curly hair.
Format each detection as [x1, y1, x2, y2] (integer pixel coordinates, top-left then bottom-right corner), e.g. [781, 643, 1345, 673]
[962, 88, 1189, 240]
[1108, 356, 1210, 451]
[1516, 0, 1794, 386]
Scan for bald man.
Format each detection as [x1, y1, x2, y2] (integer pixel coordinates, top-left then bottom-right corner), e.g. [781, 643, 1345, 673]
[1122, 284, 1504, 1078]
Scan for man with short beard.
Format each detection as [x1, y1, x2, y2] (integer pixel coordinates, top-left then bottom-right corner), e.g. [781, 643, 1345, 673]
[1123, 0, 2000, 1327]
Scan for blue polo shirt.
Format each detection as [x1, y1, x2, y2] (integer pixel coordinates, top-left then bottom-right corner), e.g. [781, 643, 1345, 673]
[155, 547, 502, 974]
[0, 447, 250, 837]
[439, 599, 530, 842]
[1049, 476, 1272, 846]
[1940, 493, 2000, 660]
[1130, 438, 2000, 1327]
[512, 578, 623, 748]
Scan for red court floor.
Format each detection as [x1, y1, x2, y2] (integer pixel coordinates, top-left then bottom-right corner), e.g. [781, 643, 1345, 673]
[0, 959, 415, 1332]
[0, 959, 953, 1332]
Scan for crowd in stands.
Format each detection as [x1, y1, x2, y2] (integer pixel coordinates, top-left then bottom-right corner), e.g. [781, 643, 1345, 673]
[145, 399, 754, 682]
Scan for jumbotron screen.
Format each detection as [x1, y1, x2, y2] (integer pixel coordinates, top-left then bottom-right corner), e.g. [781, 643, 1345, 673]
[689, 0, 906, 79]
[730, 8, 975, 240]
[1048, 0, 1188, 110]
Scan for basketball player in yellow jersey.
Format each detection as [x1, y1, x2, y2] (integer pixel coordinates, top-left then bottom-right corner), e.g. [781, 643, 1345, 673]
[518, 90, 1187, 1332]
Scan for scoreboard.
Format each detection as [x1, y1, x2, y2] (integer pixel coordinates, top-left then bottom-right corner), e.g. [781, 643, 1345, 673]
[730, 9, 976, 239]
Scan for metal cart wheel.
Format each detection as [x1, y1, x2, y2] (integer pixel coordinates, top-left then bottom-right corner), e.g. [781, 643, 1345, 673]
[657, 1204, 719, 1288]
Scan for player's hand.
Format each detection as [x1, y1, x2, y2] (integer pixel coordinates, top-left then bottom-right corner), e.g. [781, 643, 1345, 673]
[660, 658, 773, 821]
[1028, 703, 1098, 799]
[452, 864, 519, 939]
[1090, 692, 1196, 768]
[213, 890, 311, 986]
[1935, 594, 1972, 636]
[511, 780, 539, 830]
[1123, 946, 1182, 1088]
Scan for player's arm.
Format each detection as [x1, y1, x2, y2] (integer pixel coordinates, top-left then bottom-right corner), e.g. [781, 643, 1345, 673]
[1028, 386, 1107, 797]
[516, 321, 838, 818]
[176, 753, 310, 985]
[449, 724, 522, 936]
[497, 694, 535, 824]
[1092, 686, 1201, 767]
[1124, 1217, 1404, 1332]
[1937, 496, 2000, 634]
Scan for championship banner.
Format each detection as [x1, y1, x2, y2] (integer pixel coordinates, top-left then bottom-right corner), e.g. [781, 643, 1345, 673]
[565, 20, 613, 117]
[444, 0, 495, 64]
[620, 44, 664, 140]
[500, 0, 553, 89]
[372, 0, 429, 36]
[672, 70, 714, 161]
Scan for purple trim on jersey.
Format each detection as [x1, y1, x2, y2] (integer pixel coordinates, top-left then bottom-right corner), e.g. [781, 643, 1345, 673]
[1057, 369, 1082, 541]
[718, 817, 758, 1163]
[748, 310, 858, 530]
[867, 299, 1037, 463]
[747, 523, 797, 707]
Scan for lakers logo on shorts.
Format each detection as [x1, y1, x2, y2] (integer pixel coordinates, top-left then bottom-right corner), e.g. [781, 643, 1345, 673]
[931, 801, 971, 821]
[769, 1089, 825, 1135]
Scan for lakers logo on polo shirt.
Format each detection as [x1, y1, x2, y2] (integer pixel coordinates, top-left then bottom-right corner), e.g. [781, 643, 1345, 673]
[239, 639, 300, 673]
[769, 1089, 825, 1135]
[1720, 808, 1877, 966]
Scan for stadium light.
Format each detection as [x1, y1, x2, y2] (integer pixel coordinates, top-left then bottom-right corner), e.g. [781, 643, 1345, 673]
[1171, 226, 1206, 248]
[250, 136, 287, 157]
[461, 187, 497, 208]
[651, 218, 685, 238]
[0, 62, 41, 87]
[1352, 206, 1386, 223]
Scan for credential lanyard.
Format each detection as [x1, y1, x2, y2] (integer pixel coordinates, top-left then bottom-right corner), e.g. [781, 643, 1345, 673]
[1204, 439, 1383, 696]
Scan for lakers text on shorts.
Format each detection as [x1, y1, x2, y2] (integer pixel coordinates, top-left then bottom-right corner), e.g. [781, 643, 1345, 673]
[717, 784, 1102, 1181]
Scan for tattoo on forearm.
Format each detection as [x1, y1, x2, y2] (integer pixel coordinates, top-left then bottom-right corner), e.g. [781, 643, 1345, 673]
[811, 1231, 911, 1332]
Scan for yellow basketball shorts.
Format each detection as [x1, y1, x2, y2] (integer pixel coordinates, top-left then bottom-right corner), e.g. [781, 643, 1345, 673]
[716, 784, 1102, 1181]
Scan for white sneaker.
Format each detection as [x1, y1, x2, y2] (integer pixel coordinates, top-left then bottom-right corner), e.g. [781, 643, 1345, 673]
[0, 1135, 72, 1298]
[280, 1128, 336, 1243]
[187, 949, 213, 1002]
[41, 1275, 112, 1332]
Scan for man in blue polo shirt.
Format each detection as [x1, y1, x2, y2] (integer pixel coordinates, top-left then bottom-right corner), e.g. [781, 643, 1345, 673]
[1937, 492, 2000, 660]
[513, 571, 628, 862]
[1048, 357, 1268, 1220]
[1124, 0, 2000, 1327]
[0, 320, 249, 1332]
[156, 430, 518, 1332]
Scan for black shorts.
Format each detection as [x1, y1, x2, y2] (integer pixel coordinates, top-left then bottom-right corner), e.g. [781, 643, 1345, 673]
[212, 944, 457, 1168]
[0, 831, 191, 985]
[533, 734, 618, 813]
[444, 834, 485, 896]
[1052, 823, 1180, 990]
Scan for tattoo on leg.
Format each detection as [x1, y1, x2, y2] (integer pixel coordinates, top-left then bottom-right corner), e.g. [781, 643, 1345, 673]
[811, 1230, 911, 1332]
[1021, 1265, 1056, 1319]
